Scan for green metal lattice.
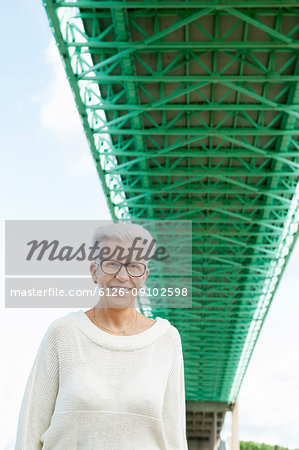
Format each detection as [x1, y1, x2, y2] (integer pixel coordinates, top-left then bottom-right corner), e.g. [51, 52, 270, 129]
[43, 0, 299, 404]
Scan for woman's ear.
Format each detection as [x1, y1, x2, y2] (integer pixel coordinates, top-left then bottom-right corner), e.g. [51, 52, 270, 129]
[90, 262, 97, 283]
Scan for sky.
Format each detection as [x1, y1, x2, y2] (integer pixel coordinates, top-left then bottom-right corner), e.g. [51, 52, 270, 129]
[0, 1, 298, 449]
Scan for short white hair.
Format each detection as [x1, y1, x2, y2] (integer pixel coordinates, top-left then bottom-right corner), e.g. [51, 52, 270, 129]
[92, 222, 156, 259]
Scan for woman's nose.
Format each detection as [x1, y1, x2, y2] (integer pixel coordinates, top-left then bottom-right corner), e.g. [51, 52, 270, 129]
[115, 265, 129, 280]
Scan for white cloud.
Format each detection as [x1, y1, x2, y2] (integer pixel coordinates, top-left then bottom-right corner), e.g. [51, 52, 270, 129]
[40, 38, 83, 139]
[68, 150, 97, 178]
[32, 38, 99, 178]
[237, 333, 299, 447]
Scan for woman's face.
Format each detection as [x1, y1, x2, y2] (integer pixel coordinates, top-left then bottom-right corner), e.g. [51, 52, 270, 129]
[90, 239, 149, 308]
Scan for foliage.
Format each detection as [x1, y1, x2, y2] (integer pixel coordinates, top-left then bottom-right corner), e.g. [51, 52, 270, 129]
[240, 441, 298, 450]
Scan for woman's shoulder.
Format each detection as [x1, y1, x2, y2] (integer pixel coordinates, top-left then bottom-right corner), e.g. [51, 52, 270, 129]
[43, 311, 78, 338]
[167, 323, 183, 344]
[154, 317, 182, 346]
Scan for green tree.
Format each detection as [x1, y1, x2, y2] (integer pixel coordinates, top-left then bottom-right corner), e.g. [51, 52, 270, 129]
[240, 441, 295, 450]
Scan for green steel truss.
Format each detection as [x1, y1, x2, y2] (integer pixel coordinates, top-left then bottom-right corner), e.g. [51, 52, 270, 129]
[44, 1, 299, 404]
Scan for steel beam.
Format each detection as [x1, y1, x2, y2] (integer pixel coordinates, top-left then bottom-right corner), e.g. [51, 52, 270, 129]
[55, 1, 299, 9]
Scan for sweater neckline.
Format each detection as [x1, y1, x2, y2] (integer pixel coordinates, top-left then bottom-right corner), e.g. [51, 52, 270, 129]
[69, 309, 171, 350]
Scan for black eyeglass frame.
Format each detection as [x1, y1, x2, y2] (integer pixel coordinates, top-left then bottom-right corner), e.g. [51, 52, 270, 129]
[95, 259, 147, 277]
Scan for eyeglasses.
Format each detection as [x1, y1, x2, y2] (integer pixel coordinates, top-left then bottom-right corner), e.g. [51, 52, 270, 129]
[95, 259, 146, 277]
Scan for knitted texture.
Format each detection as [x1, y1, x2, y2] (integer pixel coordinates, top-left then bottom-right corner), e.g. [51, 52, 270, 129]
[15, 310, 188, 450]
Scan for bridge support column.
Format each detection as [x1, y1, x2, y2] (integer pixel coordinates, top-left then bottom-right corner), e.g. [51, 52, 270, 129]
[210, 411, 217, 450]
[232, 402, 240, 450]
[186, 401, 230, 449]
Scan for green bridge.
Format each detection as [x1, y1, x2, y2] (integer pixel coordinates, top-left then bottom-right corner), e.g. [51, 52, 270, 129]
[43, 1, 299, 448]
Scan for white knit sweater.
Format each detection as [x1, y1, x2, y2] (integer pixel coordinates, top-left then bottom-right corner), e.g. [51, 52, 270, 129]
[15, 310, 188, 450]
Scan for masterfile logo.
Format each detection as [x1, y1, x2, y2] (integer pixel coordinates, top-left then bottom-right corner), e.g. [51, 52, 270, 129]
[5, 219, 192, 308]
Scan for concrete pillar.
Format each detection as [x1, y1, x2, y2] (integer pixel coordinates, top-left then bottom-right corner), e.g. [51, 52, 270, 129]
[231, 402, 240, 450]
[210, 411, 217, 450]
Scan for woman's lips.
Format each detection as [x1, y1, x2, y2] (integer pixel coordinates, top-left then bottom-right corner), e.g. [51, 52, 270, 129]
[109, 286, 132, 294]
[110, 286, 132, 289]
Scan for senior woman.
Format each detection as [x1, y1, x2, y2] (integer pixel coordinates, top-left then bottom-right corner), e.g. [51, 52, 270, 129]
[15, 222, 188, 450]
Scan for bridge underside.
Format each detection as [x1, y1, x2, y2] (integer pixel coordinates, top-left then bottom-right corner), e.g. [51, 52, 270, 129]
[44, 1, 299, 444]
